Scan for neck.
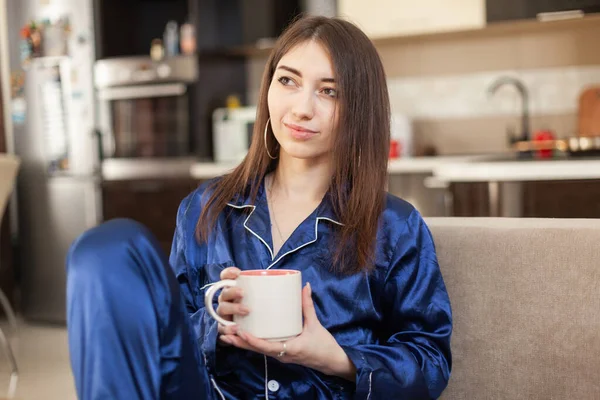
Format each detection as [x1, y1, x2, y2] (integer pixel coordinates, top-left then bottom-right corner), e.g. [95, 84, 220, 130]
[270, 152, 332, 203]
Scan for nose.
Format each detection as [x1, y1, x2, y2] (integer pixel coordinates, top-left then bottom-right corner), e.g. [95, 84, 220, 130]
[291, 88, 315, 120]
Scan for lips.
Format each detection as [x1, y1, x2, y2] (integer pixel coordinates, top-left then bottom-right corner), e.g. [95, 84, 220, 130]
[284, 122, 319, 140]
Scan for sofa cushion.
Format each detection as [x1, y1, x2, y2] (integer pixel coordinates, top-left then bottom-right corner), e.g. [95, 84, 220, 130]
[426, 218, 600, 400]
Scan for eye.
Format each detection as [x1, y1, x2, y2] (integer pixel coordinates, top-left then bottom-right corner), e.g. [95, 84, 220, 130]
[321, 87, 337, 98]
[278, 76, 295, 86]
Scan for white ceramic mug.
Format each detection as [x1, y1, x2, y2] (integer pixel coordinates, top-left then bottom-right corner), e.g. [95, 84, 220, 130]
[204, 269, 303, 341]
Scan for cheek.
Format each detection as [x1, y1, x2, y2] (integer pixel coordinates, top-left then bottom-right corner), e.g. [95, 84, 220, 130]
[267, 86, 275, 116]
[267, 86, 283, 120]
[332, 108, 340, 131]
[319, 103, 338, 134]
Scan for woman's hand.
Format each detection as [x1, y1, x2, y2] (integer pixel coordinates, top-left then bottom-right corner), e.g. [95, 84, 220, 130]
[216, 267, 249, 340]
[219, 282, 357, 382]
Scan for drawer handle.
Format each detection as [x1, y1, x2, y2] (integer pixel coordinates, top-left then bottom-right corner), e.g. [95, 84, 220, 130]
[536, 10, 584, 22]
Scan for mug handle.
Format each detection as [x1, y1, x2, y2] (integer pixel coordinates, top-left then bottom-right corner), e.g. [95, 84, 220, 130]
[204, 280, 237, 326]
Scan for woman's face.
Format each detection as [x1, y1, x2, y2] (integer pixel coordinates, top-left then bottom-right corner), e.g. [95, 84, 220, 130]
[267, 40, 338, 162]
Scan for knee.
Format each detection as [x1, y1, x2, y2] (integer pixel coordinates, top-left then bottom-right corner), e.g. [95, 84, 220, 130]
[67, 218, 155, 278]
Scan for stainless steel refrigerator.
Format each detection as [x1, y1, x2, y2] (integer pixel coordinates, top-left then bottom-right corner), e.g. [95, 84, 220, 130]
[2, 0, 99, 323]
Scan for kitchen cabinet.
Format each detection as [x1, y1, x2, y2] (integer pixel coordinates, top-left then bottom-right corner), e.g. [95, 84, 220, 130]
[450, 181, 600, 218]
[486, 0, 600, 23]
[522, 180, 600, 218]
[102, 178, 201, 254]
[485, 0, 529, 23]
[388, 174, 450, 217]
[450, 182, 493, 217]
[338, 0, 485, 38]
[194, 0, 302, 51]
[94, 0, 189, 58]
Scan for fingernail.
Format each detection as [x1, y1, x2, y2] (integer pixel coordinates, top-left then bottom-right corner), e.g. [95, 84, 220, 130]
[237, 288, 244, 297]
[240, 305, 250, 314]
[307, 282, 312, 294]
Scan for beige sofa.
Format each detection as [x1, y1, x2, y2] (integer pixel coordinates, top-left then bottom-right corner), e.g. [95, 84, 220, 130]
[426, 218, 600, 399]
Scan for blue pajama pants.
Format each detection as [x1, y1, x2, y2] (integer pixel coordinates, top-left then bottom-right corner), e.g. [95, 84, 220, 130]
[66, 218, 215, 400]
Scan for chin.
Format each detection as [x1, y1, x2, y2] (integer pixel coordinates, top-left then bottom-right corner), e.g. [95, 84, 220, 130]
[278, 142, 329, 160]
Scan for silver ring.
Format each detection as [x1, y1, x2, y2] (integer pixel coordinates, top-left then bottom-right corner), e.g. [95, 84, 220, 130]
[277, 342, 286, 358]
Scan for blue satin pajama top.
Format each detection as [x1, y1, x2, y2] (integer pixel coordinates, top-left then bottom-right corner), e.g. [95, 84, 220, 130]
[169, 178, 452, 399]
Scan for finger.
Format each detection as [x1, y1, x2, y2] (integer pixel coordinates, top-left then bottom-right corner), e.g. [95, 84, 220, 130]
[218, 287, 244, 303]
[237, 331, 282, 356]
[218, 333, 234, 347]
[220, 334, 253, 352]
[216, 302, 250, 319]
[219, 334, 240, 347]
[220, 267, 241, 280]
[218, 323, 239, 336]
[301, 282, 318, 325]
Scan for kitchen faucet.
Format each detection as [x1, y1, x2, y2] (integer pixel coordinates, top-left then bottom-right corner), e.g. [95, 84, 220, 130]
[488, 76, 531, 145]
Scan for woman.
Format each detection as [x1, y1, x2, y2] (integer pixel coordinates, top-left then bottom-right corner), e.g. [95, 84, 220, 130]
[67, 16, 452, 400]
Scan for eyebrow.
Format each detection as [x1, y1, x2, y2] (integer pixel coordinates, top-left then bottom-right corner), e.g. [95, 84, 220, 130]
[277, 65, 335, 83]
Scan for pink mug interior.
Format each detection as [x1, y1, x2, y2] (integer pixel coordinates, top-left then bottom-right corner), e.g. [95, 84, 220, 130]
[239, 269, 299, 277]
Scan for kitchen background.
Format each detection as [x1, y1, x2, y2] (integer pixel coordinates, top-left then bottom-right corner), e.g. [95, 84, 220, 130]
[0, 0, 600, 398]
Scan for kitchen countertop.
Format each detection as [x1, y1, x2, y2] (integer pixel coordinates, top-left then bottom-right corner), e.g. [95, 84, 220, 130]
[433, 156, 600, 182]
[102, 158, 199, 180]
[189, 162, 239, 179]
[103, 155, 600, 183]
[189, 155, 486, 179]
[387, 155, 490, 174]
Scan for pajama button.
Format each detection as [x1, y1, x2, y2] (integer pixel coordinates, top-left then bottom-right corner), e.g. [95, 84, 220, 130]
[267, 380, 280, 392]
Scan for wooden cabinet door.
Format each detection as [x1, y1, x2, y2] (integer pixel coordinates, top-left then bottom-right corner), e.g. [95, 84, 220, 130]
[487, 0, 600, 23]
[102, 179, 201, 254]
[338, 0, 485, 38]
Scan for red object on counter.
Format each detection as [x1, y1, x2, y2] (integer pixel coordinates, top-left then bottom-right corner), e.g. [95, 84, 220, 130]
[533, 129, 555, 158]
[20, 26, 30, 39]
[389, 140, 400, 158]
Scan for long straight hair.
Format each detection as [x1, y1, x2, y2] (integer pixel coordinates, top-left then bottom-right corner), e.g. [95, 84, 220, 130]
[197, 16, 390, 275]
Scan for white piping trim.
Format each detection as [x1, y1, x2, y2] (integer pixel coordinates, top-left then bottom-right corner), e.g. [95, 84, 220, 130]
[319, 216, 344, 226]
[211, 377, 226, 400]
[200, 282, 217, 291]
[266, 216, 339, 270]
[226, 203, 275, 260]
[225, 202, 343, 269]
[366, 371, 373, 400]
[264, 355, 269, 399]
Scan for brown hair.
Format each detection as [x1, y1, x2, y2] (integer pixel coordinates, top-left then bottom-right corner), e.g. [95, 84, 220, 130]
[197, 15, 390, 274]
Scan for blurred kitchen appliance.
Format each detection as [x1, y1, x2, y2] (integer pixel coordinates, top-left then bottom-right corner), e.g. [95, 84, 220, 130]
[212, 106, 256, 163]
[94, 55, 198, 160]
[3, 0, 99, 323]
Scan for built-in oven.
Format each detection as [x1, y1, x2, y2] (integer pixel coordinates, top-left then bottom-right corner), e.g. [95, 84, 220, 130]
[94, 55, 201, 249]
[94, 55, 198, 162]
